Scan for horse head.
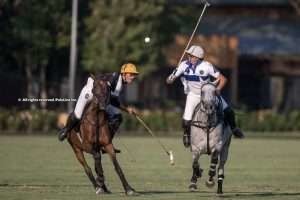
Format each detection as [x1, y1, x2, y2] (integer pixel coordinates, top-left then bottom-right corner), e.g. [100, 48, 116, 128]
[200, 82, 218, 115]
[91, 78, 110, 110]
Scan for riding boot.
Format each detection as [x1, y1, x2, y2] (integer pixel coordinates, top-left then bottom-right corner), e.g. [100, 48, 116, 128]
[224, 107, 245, 138]
[102, 114, 122, 154]
[182, 120, 191, 148]
[58, 112, 80, 142]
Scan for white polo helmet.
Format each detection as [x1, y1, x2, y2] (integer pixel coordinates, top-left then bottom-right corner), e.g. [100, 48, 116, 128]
[186, 45, 204, 59]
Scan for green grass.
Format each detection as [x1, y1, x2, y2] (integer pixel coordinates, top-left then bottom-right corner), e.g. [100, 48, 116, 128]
[0, 135, 300, 200]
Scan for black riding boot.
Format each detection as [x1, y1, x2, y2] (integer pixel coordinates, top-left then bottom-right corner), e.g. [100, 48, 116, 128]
[224, 107, 244, 138]
[58, 112, 80, 142]
[102, 114, 122, 154]
[182, 120, 191, 148]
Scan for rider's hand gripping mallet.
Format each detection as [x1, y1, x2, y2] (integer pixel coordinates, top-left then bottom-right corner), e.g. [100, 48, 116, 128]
[167, 0, 210, 83]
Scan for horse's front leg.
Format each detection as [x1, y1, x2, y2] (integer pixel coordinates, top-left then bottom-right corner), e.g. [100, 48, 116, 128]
[217, 135, 231, 195]
[104, 143, 137, 196]
[71, 146, 100, 193]
[92, 151, 111, 194]
[189, 151, 202, 192]
[206, 150, 219, 188]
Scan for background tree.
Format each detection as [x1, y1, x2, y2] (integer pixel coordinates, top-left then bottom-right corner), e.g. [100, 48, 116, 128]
[83, 0, 166, 75]
[0, 0, 70, 109]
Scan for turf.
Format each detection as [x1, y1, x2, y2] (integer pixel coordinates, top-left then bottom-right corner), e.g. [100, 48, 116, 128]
[0, 135, 300, 200]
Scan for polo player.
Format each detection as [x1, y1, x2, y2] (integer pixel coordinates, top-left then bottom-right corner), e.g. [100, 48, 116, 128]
[166, 45, 244, 148]
[58, 63, 139, 152]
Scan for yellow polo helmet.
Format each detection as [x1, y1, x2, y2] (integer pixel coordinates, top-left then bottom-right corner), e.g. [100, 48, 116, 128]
[120, 63, 139, 74]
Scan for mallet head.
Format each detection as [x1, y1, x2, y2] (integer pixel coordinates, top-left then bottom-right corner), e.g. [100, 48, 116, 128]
[169, 151, 175, 165]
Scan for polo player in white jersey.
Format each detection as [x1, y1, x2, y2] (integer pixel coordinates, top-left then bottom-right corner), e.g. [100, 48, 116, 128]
[58, 63, 139, 152]
[167, 45, 244, 148]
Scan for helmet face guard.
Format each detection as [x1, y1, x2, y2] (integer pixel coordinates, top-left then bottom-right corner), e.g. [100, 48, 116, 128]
[186, 45, 204, 59]
[120, 63, 139, 74]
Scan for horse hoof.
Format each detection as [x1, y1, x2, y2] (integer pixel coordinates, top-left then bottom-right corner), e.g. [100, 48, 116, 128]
[126, 189, 138, 196]
[216, 192, 224, 196]
[205, 179, 215, 188]
[188, 183, 197, 192]
[96, 187, 111, 195]
[101, 185, 112, 194]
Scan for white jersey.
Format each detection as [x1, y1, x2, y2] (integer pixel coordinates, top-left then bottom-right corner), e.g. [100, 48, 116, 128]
[174, 60, 220, 96]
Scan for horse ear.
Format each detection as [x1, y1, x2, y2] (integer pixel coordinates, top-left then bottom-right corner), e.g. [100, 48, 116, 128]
[90, 73, 96, 80]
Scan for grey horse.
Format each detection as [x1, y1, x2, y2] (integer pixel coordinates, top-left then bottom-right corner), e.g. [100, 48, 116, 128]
[189, 82, 232, 194]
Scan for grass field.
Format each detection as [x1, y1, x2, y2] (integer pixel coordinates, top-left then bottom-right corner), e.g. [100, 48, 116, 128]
[0, 135, 300, 200]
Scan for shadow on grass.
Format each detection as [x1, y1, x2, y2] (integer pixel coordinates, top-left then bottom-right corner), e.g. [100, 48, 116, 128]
[124, 190, 300, 198]
[220, 191, 300, 198]
[0, 183, 90, 188]
[1, 184, 300, 198]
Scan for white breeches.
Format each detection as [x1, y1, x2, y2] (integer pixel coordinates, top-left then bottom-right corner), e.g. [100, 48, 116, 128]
[183, 93, 229, 121]
[74, 77, 94, 118]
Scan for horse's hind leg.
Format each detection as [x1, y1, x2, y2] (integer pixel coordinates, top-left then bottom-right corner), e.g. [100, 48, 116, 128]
[104, 143, 137, 196]
[206, 151, 218, 188]
[72, 146, 100, 193]
[189, 152, 202, 192]
[93, 151, 111, 194]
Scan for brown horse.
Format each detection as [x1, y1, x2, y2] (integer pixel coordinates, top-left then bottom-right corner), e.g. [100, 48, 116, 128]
[67, 77, 136, 195]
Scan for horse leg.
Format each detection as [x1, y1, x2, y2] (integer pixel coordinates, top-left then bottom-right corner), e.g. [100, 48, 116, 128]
[189, 152, 202, 192]
[93, 151, 111, 194]
[206, 150, 218, 188]
[217, 136, 231, 195]
[71, 146, 100, 193]
[104, 143, 137, 196]
[217, 158, 225, 194]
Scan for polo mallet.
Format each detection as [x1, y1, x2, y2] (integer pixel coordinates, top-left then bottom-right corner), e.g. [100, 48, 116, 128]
[168, 0, 210, 79]
[115, 136, 136, 162]
[134, 114, 175, 166]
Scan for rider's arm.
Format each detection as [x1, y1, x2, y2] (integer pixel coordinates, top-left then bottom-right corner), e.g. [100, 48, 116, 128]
[207, 63, 227, 93]
[215, 73, 227, 92]
[166, 61, 186, 84]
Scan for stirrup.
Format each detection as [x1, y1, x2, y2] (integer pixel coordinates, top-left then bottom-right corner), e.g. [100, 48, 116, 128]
[58, 128, 67, 142]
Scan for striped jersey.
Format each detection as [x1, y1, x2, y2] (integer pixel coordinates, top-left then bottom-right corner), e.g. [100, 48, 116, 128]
[174, 60, 220, 95]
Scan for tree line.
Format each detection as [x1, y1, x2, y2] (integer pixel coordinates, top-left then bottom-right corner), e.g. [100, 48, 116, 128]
[0, 0, 188, 109]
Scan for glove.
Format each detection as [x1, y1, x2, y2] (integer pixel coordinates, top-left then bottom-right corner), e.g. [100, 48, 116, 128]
[127, 107, 137, 115]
